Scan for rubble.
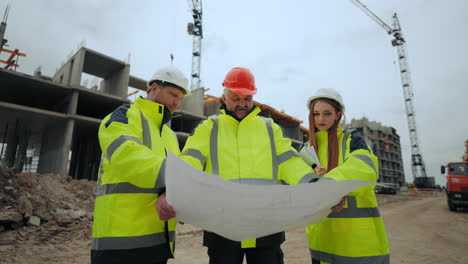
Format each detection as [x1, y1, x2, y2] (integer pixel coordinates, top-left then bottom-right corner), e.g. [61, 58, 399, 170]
[27, 216, 41, 227]
[0, 209, 23, 223]
[17, 194, 33, 218]
[0, 231, 17, 245]
[0, 165, 96, 248]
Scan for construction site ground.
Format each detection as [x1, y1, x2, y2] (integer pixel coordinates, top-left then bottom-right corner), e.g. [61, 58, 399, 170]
[1, 167, 467, 264]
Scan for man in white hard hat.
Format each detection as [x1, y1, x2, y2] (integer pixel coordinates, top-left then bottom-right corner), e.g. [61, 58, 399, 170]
[91, 65, 190, 264]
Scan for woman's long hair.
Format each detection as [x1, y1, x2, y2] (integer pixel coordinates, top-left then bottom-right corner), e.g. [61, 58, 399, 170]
[308, 98, 343, 171]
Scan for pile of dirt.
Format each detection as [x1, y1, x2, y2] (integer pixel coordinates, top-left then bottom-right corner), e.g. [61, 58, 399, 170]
[0, 165, 96, 248]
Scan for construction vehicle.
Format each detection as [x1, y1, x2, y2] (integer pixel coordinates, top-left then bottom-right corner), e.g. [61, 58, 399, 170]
[441, 140, 468, 211]
[413, 176, 435, 189]
[375, 183, 398, 195]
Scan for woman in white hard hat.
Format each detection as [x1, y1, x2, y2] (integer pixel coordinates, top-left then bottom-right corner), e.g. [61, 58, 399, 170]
[302, 88, 390, 264]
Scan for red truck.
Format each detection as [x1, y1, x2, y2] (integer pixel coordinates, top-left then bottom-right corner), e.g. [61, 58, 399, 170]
[441, 161, 468, 211]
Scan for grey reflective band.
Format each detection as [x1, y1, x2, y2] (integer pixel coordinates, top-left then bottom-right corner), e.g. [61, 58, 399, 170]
[342, 130, 352, 162]
[328, 196, 381, 218]
[107, 135, 143, 161]
[92, 231, 175, 250]
[140, 112, 152, 149]
[263, 118, 278, 183]
[209, 115, 219, 175]
[309, 176, 335, 184]
[277, 150, 299, 165]
[298, 173, 319, 184]
[96, 157, 105, 186]
[155, 159, 166, 188]
[318, 177, 335, 182]
[97, 158, 167, 197]
[98, 157, 104, 178]
[310, 249, 389, 264]
[107, 112, 151, 161]
[181, 148, 207, 167]
[229, 178, 276, 185]
[354, 154, 377, 174]
[96, 182, 165, 197]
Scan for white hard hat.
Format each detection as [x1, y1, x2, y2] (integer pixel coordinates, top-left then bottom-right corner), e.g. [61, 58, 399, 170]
[306, 88, 344, 111]
[147, 65, 191, 95]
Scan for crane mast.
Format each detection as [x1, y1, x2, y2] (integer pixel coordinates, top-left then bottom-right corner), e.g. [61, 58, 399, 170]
[187, 0, 203, 91]
[392, 14, 427, 179]
[350, 0, 427, 179]
[0, 5, 10, 52]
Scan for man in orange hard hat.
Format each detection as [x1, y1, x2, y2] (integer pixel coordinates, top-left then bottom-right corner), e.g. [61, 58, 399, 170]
[179, 67, 328, 264]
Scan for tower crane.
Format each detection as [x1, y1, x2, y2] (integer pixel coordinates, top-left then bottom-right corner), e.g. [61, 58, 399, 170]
[187, 0, 203, 91]
[350, 0, 428, 181]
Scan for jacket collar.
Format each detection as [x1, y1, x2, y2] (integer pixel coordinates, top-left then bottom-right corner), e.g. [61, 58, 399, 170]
[316, 127, 344, 139]
[219, 105, 261, 122]
[135, 97, 171, 126]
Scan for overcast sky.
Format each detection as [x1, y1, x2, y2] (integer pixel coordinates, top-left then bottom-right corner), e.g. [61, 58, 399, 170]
[2, 0, 467, 185]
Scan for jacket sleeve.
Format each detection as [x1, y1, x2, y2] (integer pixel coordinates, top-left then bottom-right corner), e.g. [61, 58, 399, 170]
[324, 130, 379, 183]
[271, 121, 319, 185]
[179, 119, 213, 171]
[98, 106, 166, 190]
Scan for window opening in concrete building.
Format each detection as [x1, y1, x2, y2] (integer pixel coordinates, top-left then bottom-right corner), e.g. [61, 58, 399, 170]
[81, 72, 103, 91]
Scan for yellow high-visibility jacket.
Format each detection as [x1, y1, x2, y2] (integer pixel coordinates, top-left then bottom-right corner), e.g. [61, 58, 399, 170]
[180, 106, 318, 249]
[307, 127, 390, 264]
[91, 97, 179, 263]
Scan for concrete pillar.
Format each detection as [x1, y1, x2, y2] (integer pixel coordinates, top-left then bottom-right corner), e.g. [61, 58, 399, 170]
[100, 64, 130, 98]
[37, 119, 74, 175]
[51, 91, 79, 114]
[13, 122, 30, 172]
[52, 48, 85, 86]
[0, 120, 30, 171]
[1, 120, 18, 168]
[204, 101, 222, 116]
[67, 91, 79, 114]
[68, 49, 86, 87]
[69, 128, 100, 180]
[284, 124, 301, 141]
[179, 88, 205, 116]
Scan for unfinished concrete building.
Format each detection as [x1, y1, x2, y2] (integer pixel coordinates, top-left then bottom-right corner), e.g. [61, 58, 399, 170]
[0, 48, 134, 180]
[0, 47, 308, 181]
[345, 117, 405, 187]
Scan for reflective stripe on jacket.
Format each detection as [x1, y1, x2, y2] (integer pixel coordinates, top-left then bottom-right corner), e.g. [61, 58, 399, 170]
[307, 128, 390, 264]
[92, 97, 179, 257]
[181, 106, 317, 248]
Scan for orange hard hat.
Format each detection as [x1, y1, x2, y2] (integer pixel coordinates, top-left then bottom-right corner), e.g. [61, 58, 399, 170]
[222, 67, 257, 95]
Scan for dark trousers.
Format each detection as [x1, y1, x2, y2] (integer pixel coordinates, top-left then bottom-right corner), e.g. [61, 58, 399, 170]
[312, 258, 320, 264]
[91, 243, 172, 264]
[207, 245, 284, 264]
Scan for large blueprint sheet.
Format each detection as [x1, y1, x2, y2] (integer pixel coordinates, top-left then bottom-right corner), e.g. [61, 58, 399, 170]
[165, 152, 373, 241]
